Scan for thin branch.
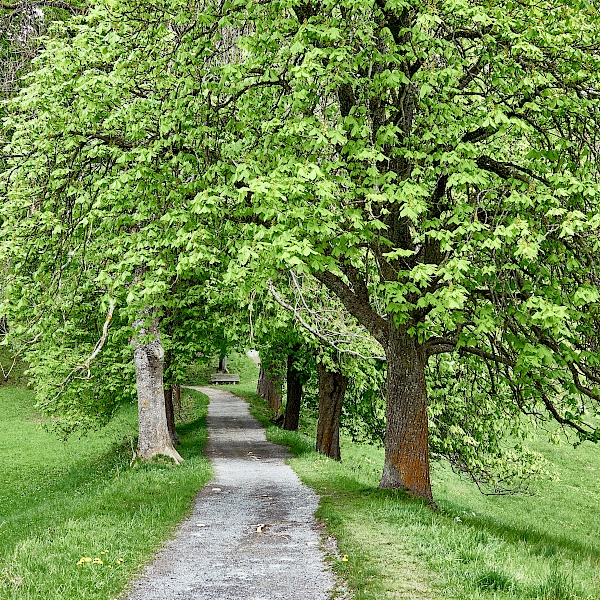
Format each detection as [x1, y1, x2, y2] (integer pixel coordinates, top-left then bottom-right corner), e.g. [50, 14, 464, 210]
[267, 281, 386, 361]
[79, 297, 116, 378]
[476, 155, 551, 186]
[0, 354, 17, 381]
[39, 298, 116, 408]
[458, 345, 516, 367]
[313, 270, 389, 346]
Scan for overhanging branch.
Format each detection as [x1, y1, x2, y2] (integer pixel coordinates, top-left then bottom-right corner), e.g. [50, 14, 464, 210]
[313, 270, 389, 347]
[267, 280, 385, 361]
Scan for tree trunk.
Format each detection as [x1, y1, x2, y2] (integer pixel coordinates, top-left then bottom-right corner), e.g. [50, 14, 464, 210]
[257, 364, 268, 397]
[257, 364, 282, 413]
[0, 315, 8, 336]
[133, 314, 183, 464]
[316, 363, 347, 460]
[173, 384, 181, 418]
[283, 353, 302, 431]
[380, 325, 432, 503]
[218, 356, 228, 373]
[164, 386, 180, 446]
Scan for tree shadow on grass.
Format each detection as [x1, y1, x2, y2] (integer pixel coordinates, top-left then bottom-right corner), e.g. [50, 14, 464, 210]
[313, 463, 600, 567]
[442, 506, 600, 564]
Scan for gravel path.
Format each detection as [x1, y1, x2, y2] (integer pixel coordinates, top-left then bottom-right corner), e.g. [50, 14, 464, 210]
[124, 386, 339, 600]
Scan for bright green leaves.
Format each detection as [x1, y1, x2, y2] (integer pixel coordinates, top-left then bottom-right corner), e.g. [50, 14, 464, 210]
[572, 286, 600, 307]
[428, 353, 553, 493]
[522, 297, 568, 333]
[0, 0, 245, 430]
[1, 0, 600, 470]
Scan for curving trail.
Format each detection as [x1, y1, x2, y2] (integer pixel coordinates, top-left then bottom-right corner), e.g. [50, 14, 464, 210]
[124, 386, 340, 600]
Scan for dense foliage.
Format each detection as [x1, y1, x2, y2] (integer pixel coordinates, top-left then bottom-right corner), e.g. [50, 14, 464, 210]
[226, 0, 600, 496]
[1, 0, 600, 496]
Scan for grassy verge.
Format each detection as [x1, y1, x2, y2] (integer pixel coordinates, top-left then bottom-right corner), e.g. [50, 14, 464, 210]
[233, 385, 600, 600]
[0, 386, 212, 600]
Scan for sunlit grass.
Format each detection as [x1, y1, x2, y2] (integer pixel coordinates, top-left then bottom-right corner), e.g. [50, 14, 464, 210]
[0, 386, 211, 600]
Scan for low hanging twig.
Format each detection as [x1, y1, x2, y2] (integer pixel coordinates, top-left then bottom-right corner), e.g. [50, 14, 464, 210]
[0, 355, 17, 381]
[39, 298, 116, 408]
[78, 297, 116, 378]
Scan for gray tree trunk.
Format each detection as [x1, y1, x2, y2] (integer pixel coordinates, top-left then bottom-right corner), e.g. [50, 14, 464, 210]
[133, 313, 183, 464]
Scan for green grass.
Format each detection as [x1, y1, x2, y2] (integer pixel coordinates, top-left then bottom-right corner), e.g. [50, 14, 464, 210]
[237, 386, 600, 600]
[0, 386, 212, 600]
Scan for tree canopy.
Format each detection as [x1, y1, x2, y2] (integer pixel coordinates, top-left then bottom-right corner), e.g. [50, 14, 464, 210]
[227, 0, 600, 499]
[1, 0, 600, 501]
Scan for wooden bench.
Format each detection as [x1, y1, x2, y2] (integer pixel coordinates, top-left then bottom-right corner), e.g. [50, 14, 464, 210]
[210, 373, 240, 385]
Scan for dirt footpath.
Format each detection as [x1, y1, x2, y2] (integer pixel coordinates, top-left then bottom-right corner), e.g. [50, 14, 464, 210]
[124, 386, 341, 600]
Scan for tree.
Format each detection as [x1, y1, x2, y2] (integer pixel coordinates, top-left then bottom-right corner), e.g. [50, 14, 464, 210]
[0, 1, 81, 100]
[266, 272, 381, 457]
[251, 297, 308, 419]
[229, 0, 600, 502]
[257, 363, 284, 413]
[133, 311, 183, 463]
[316, 360, 348, 461]
[0, 0, 241, 457]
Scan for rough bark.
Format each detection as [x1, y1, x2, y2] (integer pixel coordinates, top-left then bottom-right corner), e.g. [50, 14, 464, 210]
[173, 384, 181, 418]
[257, 364, 283, 413]
[0, 315, 8, 336]
[218, 356, 228, 373]
[257, 364, 267, 397]
[133, 314, 183, 464]
[316, 363, 347, 460]
[164, 386, 180, 446]
[380, 325, 432, 503]
[283, 352, 302, 431]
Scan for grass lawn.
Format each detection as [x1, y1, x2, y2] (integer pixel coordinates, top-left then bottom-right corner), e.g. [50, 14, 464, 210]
[0, 386, 211, 600]
[229, 375, 600, 600]
[5, 343, 599, 600]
